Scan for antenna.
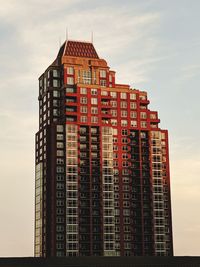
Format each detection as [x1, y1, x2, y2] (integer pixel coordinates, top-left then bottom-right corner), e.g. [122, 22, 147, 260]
[66, 27, 69, 41]
[59, 36, 61, 48]
[91, 31, 93, 43]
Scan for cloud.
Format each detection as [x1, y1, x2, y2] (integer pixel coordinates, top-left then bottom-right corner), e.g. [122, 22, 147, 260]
[0, 0, 200, 257]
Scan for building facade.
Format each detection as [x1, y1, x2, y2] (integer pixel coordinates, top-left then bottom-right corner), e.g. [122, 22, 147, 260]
[35, 40, 173, 257]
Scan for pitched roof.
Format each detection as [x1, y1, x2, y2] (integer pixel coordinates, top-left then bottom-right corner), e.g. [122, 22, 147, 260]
[63, 40, 99, 59]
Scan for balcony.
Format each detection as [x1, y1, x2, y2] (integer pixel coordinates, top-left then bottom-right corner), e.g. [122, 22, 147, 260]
[150, 118, 160, 123]
[101, 119, 111, 125]
[101, 101, 111, 108]
[66, 96, 77, 106]
[101, 110, 111, 118]
[139, 98, 150, 105]
[101, 94, 112, 100]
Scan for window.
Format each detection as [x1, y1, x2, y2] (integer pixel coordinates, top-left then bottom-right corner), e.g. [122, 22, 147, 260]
[122, 129, 128, 136]
[80, 87, 87, 94]
[91, 98, 98, 105]
[161, 133, 165, 139]
[67, 77, 74, 85]
[57, 125, 64, 132]
[111, 119, 117, 126]
[120, 101, 127, 108]
[93, 70, 97, 84]
[140, 112, 147, 119]
[80, 106, 87, 113]
[113, 137, 118, 143]
[67, 67, 74, 75]
[111, 101, 117, 107]
[91, 107, 98, 114]
[150, 113, 156, 119]
[91, 88, 97, 95]
[113, 161, 118, 167]
[112, 145, 118, 151]
[66, 87, 76, 93]
[130, 111, 137, 118]
[100, 70, 106, 78]
[130, 102, 137, 109]
[53, 100, 59, 107]
[57, 134, 64, 140]
[101, 90, 108, 96]
[57, 166, 64, 173]
[120, 92, 127, 99]
[109, 75, 112, 83]
[122, 145, 128, 151]
[91, 116, 98, 123]
[110, 91, 117, 98]
[57, 142, 64, 148]
[130, 93, 136, 100]
[66, 116, 76, 122]
[121, 110, 127, 117]
[141, 121, 147, 128]
[53, 109, 59, 116]
[80, 116, 87, 123]
[82, 70, 91, 84]
[111, 110, 117, 117]
[122, 161, 129, 167]
[80, 97, 87, 104]
[122, 153, 128, 159]
[131, 120, 137, 127]
[100, 80, 106, 87]
[122, 138, 128, 143]
[53, 80, 59, 87]
[121, 120, 128, 127]
[53, 70, 59, 77]
[57, 150, 64, 157]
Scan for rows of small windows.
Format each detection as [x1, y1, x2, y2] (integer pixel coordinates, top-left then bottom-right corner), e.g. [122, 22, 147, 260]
[39, 69, 60, 94]
[39, 90, 62, 128]
[78, 88, 139, 106]
[36, 129, 47, 162]
[66, 67, 109, 86]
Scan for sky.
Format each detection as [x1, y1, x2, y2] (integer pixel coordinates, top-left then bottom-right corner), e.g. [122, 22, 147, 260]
[0, 0, 200, 257]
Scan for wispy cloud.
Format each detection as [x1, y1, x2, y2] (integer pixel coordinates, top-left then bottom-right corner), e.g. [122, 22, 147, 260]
[0, 0, 200, 257]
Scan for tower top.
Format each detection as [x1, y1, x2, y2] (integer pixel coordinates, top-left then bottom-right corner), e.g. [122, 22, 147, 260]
[58, 40, 99, 59]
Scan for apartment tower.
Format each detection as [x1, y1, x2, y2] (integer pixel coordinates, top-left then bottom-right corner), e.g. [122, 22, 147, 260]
[35, 40, 173, 257]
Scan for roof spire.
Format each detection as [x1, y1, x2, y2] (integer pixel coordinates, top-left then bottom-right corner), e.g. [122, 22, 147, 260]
[66, 27, 68, 41]
[91, 31, 93, 44]
[59, 36, 61, 48]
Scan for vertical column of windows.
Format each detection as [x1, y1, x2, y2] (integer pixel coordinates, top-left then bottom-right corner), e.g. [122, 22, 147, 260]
[129, 130, 143, 255]
[53, 90, 61, 122]
[161, 132, 172, 255]
[66, 125, 78, 256]
[55, 125, 65, 256]
[66, 67, 74, 85]
[140, 131, 154, 255]
[100, 70, 107, 87]
[79, 126, 91, 255]
[102, 127, 116, 256]
[151, 131, 166, 256]
[35, 163, 43, 257]
[90, 127, 102, 255]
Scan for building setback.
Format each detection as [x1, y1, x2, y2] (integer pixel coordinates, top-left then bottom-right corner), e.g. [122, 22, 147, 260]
[35, 40, 173, 257]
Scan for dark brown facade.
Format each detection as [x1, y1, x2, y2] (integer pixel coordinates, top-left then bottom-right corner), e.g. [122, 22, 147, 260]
[35, 40, 173, 257]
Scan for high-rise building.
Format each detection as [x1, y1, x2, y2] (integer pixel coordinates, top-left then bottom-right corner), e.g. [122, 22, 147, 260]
[35, 40, 173, 257]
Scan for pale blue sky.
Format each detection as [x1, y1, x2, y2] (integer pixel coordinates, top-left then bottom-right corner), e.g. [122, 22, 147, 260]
[0, 0, 200, 256]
